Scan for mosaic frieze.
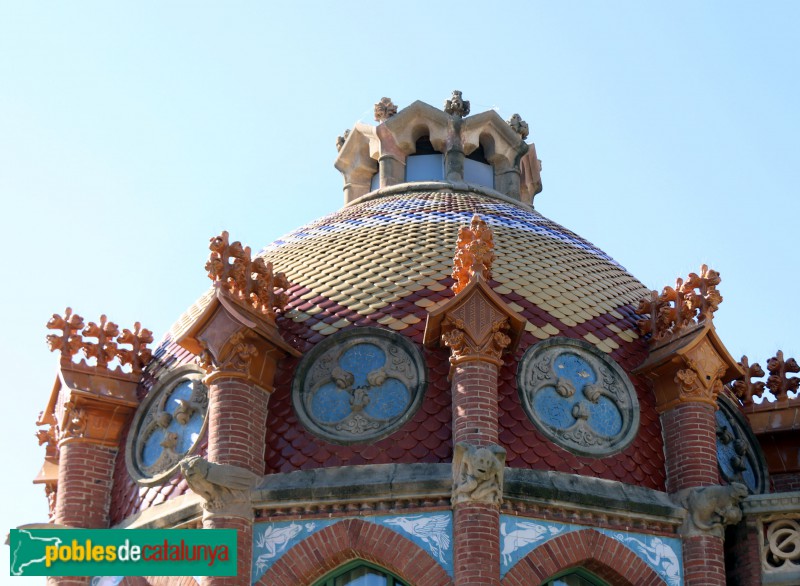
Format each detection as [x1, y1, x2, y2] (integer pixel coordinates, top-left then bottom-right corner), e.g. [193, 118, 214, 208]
[517, 338, 640, 456]
[252, 512, 453, 582]
[715, 395, 768, 494]
[292, 327, 427, 444]
[126, 365, 208, 485]
[499, 515, 682, 586]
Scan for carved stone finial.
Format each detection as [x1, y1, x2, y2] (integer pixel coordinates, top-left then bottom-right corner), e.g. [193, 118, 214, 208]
[675, 482, 748, 538]
[46, 308, 85, 364]
[81, 315, 120, 370]
[116, 322, 154, 375]
[335, 129, 351, 151]
[507, 113, 529, 140]
[206, 231, 291, 320]
[635, 265, 723, 342]
[452, 214, 495, 294]
[444, 90, 470, 118]
[452, 442, 506, 506]
[373, 97, 397, 123]
[766, 350, 800, 401]
[180, 456, 259, 519]
[730, 356, 766, 405]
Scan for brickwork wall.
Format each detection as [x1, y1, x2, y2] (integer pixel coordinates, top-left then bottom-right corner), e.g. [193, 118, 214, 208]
[55, 442, 117, 528]
[661, 403, 719, 492]
[500, 528, 666, 586]
[452, 361, 499, 446]
[208, 375, 270, 475]
[257, 518, 452, 586]
[724, 518, 762, 586]
[771, 472, 800, 492]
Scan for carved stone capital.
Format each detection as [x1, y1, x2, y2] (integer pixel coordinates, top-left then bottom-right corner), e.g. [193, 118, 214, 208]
[634, 323, 743, 413]
[175, 284, 300, 391]
[452, 442, 506, 507]
[180, 456, 260, 520]
[674, 482, 748, 538]
[425, 276, 524, 379]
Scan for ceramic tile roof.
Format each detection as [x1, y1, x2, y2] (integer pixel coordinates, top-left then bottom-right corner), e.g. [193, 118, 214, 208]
[260, 189, 664, 490]
[110, 188, 666, 522]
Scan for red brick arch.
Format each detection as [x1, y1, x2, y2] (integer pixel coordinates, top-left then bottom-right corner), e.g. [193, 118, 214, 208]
[256, 518, 453, 586]
[501, 529, 668, 586]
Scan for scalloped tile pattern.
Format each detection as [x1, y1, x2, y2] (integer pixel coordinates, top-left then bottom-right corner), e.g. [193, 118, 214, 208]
[110, 189, 666, 523]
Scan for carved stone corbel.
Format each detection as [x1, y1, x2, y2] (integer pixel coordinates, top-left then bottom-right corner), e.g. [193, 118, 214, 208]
[452, 442, 506, 507]
[180, 456, 260, 520]
[674, 482, 748, 538]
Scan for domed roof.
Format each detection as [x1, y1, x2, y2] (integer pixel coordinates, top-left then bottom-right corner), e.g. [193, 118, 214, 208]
[267, 185, 649, 354]
[257, 185, 665, 489]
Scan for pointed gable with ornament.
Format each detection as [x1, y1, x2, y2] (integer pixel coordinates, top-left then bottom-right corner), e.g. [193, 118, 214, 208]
[424, 214, 526, 378]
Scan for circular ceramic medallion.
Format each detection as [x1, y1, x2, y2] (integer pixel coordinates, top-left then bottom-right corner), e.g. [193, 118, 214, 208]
[126, 365, 209, 485]
[292, 327, 427, 444]
[517, 338, 640, 457]
[716, 394, 768, 494]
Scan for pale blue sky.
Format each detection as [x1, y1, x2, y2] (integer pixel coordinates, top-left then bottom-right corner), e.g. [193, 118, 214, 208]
[2, 2, 798, 578]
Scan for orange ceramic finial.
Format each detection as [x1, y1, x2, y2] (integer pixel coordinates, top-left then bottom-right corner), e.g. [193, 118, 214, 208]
[206, 231, 291, 320]
[635, 264, 722, 342]
[452, 214, 495, 295]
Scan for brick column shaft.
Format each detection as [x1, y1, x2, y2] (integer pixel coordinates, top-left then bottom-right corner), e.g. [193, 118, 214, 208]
[452, 361, 499, 446]
[661, 403, 725, 586]
[207, 376, 270, 474]
[203, 375, 270, 586]
[452, 361, 501, 586]
[54, 442, 117, 528]
[50, 441, 118, 586]
[662, 403, 719, 492]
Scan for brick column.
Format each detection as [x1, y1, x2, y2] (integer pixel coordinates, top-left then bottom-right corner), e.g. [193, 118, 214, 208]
[452, 361, 502, 586]
[201, 372, 272, 586]
[47, 384, 139, 586]
[425, 287, 523, 585]
[661, 403, 719, 493]
[635, 326, 744, 586]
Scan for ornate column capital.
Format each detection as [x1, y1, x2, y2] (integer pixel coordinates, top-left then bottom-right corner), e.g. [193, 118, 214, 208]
[634, 323, 743, 412]
[174, 231, 301, 389]
[41, 308, 152, 449]
[633, 265, 743, 412]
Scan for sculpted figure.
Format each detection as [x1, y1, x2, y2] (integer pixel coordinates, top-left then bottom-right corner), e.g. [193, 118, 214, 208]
[452, 442, 506, 506]
[180, 456, 260, 517]
[677, 482, 748, 537]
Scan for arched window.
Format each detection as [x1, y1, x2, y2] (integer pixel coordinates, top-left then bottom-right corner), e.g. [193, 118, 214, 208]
[543, 569, 610, 586]
[314, 561, 408, 586]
